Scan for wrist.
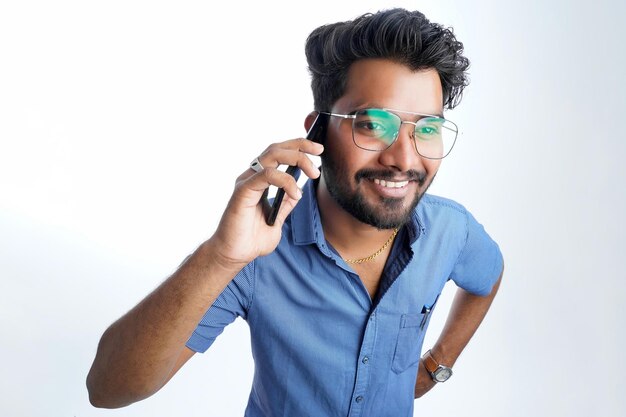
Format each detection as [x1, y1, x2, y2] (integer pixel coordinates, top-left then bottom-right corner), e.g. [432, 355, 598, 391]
[199, 237, 251, 274]
[422, 349, 453, 383]
[430, 343, 458, 368]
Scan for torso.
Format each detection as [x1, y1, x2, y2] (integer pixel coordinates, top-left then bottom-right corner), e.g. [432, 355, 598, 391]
[348, 253, 390, 299]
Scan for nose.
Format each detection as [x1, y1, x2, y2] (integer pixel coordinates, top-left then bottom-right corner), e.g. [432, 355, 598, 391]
[377, 122, 424, 172]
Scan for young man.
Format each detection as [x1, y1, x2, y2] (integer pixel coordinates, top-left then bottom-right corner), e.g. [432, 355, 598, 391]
[87, 8, 504, 416]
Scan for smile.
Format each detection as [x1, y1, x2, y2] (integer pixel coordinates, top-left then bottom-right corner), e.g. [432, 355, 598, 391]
[373, 178, 409, 188]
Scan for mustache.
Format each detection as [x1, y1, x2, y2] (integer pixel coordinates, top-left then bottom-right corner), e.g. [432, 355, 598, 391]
[355, 169, 427, 186]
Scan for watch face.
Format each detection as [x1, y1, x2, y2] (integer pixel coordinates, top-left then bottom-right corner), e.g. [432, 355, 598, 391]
[434, 367, 452, 382]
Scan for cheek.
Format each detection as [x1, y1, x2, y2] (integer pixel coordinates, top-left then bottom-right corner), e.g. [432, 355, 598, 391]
[325, 128, 366, 169]
[326, 122, 352, 153]
[424, 160, 441, 176]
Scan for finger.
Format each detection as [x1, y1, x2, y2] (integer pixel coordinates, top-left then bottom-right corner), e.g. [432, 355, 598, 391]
[241, 167, 303, 202]
[257, 138, 324, 164]
[239, 137, 324, 185]
[255, 147, 322, 179]
[265, 137, 325, 157]
[272, 194, 301, 226]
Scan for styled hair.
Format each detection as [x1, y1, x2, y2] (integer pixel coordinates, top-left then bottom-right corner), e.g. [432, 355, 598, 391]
[305, 8, 470, 111]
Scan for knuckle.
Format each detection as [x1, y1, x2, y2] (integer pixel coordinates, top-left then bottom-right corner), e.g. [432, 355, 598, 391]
[233, 178, 245, 191]
[264, 167, 280, 182]
[263, 168, 274, 180]
[235, 170, 252, 184]
[258, 147, 272, 158]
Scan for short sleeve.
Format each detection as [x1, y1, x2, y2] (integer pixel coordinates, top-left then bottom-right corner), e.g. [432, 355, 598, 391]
[186, 260, 255, 353]
[449, 210, 503, 296]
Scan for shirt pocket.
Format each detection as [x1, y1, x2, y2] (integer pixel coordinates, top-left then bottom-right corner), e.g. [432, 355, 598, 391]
[391, 313, 426, 374]
[391, 293, 440, 374]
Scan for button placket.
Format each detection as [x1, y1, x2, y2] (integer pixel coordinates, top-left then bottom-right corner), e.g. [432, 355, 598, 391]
[347, 312, 377, 416]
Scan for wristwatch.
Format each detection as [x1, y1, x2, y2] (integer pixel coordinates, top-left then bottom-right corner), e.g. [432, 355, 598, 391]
[422, 349, 453, 382]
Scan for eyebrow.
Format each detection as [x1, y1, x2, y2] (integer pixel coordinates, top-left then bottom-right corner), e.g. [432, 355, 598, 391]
[352, 102, 444, 119]
[383, 107, 445, 119]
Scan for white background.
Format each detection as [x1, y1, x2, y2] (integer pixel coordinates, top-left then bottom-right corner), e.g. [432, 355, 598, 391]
[1, 0, 625, 416]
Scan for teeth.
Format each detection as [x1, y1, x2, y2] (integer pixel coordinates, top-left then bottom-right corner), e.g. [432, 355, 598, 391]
[373, 179, 409, 188]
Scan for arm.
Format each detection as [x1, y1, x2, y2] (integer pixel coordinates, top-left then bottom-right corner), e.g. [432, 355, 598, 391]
[414, 269, 503, 398]
[86, 239, 242, 408]
[86, 138, 324, 408]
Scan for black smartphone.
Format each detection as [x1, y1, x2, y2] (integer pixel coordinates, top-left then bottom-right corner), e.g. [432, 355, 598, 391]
[264, 112, 328, 225]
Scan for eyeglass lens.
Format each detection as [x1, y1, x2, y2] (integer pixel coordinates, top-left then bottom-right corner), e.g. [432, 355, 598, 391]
[352, 109, 457, 159]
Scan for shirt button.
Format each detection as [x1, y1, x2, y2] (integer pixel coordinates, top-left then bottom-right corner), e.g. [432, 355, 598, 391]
[362, 356, 369, 364]
[355, 396, 364, 403]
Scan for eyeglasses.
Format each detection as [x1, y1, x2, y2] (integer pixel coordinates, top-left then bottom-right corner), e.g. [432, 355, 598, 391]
[320, 108, 458, 160]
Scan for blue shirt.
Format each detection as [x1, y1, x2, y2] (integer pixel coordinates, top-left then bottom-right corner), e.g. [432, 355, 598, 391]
[186, 179, 503, 417]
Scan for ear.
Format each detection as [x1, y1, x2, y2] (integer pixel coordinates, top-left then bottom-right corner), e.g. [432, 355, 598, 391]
[304, 111, 319, 133]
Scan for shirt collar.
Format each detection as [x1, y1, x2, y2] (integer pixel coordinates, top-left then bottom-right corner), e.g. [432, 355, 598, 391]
[290, 179, 425, 246]
[291, 179, 323, 246]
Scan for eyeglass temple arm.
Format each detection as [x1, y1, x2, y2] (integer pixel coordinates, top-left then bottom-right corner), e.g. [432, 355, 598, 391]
[319, 111, 356, 119]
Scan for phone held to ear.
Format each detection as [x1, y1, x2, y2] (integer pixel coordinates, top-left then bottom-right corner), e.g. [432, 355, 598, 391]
[263, 112, 328, 226]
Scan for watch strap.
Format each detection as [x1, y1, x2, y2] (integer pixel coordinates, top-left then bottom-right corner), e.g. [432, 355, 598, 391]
[422, 349, 453, 382]
[422, 349, 440, 374]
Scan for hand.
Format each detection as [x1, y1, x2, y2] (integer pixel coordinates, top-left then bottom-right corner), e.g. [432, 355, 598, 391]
[210, 138, 324, 268]
[414, 358, 437, 398]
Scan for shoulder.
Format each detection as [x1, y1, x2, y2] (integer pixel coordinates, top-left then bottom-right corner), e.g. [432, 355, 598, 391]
[418, 193, 468, 215]
[416, 194, 472, 229]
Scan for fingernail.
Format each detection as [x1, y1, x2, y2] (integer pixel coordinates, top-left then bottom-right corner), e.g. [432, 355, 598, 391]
[296, 188, 303, 199]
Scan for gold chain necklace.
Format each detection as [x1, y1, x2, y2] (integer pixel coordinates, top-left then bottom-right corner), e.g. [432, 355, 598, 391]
[343, 228, 399, 264]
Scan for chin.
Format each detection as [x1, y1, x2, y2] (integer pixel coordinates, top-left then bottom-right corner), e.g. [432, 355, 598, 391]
[340, 192, 421, 229]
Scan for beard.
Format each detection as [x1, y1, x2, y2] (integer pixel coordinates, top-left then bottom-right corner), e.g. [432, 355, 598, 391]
[321, 152, 433, 230]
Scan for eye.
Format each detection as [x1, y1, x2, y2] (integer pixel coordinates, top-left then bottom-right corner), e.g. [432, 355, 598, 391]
[415, 118, 443, 140]
[417, 125, 438, 135]
[355, 120, 388, 135]
[353, 109, 397, 139]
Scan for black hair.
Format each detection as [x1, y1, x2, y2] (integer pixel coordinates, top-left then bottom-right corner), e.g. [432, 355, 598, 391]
[305, 8, 470, 111]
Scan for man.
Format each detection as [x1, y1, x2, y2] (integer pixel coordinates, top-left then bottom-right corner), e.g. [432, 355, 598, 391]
[87, 8, 503, 416]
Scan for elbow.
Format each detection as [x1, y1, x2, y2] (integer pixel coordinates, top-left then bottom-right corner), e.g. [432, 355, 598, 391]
[86, 370, 120, 409]
[86, 375, 113, 409]
[86, 383, 150, 409]
[86, 368, 150, 409]
[86, 329, 155, 408]
[88, 392, 115, 409]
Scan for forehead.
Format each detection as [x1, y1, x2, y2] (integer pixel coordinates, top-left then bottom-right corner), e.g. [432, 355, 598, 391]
[335, 58, 443, 116]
